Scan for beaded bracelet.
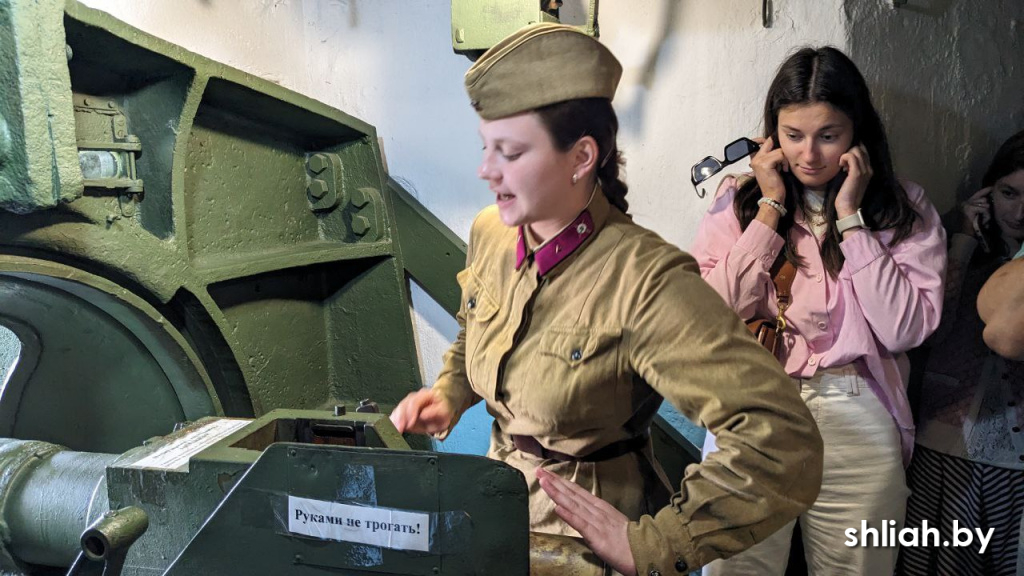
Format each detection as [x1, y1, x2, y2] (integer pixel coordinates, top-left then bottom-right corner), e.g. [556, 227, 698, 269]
[757, 197, 787, 217]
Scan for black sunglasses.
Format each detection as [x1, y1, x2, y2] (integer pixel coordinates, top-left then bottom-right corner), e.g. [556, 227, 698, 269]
[690, 137, 761, 198]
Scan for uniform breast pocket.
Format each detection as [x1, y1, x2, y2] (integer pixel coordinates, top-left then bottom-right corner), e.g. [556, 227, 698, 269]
[456, 268, 500, 368]
[534, 327, 623, 425]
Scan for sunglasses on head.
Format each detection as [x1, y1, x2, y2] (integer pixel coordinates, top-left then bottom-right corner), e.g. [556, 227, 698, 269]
[690, 137, 761, 198]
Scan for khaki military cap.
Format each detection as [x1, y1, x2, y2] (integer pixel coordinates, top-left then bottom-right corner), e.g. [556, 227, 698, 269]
[465, 23, 622, 120]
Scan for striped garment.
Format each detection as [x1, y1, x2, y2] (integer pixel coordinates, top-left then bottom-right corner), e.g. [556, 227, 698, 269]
[897, 446, 1023, 575]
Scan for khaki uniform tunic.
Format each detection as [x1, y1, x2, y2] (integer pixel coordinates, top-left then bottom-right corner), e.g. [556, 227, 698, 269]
[433, 192, 823, 574]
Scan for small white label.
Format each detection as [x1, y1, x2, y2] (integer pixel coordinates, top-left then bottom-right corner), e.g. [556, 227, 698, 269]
[127, 419, 250, 472]
[288, 495, 430, 552]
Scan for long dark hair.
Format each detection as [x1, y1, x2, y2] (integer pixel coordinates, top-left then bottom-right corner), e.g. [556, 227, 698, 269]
[977, 129, 1024, 258]
[534, 98, 629, 215]
[734, 46, 917, 277]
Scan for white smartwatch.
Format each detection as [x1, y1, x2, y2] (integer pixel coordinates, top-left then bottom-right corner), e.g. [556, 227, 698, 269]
[836, 209, 867, 234]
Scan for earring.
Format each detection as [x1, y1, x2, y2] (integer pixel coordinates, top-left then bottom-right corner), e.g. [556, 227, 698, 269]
[571, 173, 578, 185]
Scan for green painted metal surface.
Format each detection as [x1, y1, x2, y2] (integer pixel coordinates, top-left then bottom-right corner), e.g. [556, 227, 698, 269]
[0, 0, 84, 213]
[0, 257, 219, 454]
[0, 438, 115, 572]
[0, 0, 425, 454]
[99, 411, 422, 576]
[450, 0, 599, 57]
[164, 442, 528, 575]
[388, 177, 467, 316]
[0, 411, 519, 576]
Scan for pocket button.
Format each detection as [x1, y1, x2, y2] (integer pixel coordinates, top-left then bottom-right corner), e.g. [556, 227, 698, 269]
[570, 349, 582, 361]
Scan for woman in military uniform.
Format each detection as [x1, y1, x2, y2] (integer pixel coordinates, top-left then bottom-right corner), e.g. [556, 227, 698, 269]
[390, 24, 824, 576]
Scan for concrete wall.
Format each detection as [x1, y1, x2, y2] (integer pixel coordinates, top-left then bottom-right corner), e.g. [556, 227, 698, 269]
[847, 0, 1024, 213]
[72, 0, 1023, 455]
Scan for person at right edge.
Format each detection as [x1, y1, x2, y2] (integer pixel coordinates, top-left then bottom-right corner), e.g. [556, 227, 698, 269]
[691, 47, 947, 575]
[897, 129, 1024, 575]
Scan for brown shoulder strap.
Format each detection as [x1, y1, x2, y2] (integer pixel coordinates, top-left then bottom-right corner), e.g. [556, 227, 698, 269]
[769, 255, 798, 306]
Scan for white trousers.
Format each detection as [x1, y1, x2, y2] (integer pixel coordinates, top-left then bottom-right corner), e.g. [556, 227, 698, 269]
[703, 365, 909, 576]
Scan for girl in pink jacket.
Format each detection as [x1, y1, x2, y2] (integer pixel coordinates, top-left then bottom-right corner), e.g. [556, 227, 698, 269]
[692, 47, 947, 575]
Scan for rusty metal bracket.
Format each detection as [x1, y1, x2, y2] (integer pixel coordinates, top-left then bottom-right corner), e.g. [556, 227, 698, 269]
[74, 96, 144, 197]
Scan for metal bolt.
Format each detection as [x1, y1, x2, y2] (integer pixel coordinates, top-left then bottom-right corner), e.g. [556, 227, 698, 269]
[455, 28, 465, 43]
[307, 153, 330, 175]
[334, 404, 347, 416]
[356, 399, 379, 413]
[349, 187, 370, 209]
[307, 179, 329, 200]
[351, 215, 372, 237]
[107, 101, 117, 109]
[288, 448, 298, 457]
[65, 44, 73, 61]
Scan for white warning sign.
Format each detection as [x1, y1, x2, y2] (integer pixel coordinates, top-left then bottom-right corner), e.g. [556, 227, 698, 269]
[287, 495, 430, 552]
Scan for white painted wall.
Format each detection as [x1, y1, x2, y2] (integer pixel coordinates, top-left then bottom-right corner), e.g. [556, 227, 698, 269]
[77, 0, 311, 92]
[77, 0, 1022, 456]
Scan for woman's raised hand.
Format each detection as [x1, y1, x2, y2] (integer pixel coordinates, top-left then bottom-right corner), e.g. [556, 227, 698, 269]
[536, 468, 638, 576]
[389, 388, 455, 435]
[959, 187, 993, 236]
[835, 144, 873, 218]
[751, 136, 789, 203]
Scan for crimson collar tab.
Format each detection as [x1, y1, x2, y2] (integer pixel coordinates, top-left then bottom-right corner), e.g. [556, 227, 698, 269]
[515, 210, 596, 276]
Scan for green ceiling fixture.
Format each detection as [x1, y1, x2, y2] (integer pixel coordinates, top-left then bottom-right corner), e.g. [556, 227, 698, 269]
[451, 0, 599, 59]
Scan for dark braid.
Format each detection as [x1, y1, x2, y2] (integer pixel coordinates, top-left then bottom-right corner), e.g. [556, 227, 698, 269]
[535, 98, 630, 215]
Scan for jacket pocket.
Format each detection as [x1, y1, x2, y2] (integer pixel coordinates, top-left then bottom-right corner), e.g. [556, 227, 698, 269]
[534, 326, 623, 424]
[457, 268, 498, 322]
[456, 268, 500, 378]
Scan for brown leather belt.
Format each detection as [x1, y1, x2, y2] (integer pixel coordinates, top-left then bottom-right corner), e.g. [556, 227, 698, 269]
[511, 434, 648, 463]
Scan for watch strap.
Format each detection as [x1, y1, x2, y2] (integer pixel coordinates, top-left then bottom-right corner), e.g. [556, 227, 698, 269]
[836, 209, 866, 234]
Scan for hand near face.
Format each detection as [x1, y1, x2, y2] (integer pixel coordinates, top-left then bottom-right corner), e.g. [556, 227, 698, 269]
[835, 144, 873, 217]
[389, 388, 454, 435]
[751, 136, 790, 203]
[536, 468, 637, 576]
[960, 187, 993, 236]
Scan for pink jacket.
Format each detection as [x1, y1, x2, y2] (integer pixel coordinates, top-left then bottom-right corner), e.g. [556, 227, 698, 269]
[690, 176, 947, 465]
